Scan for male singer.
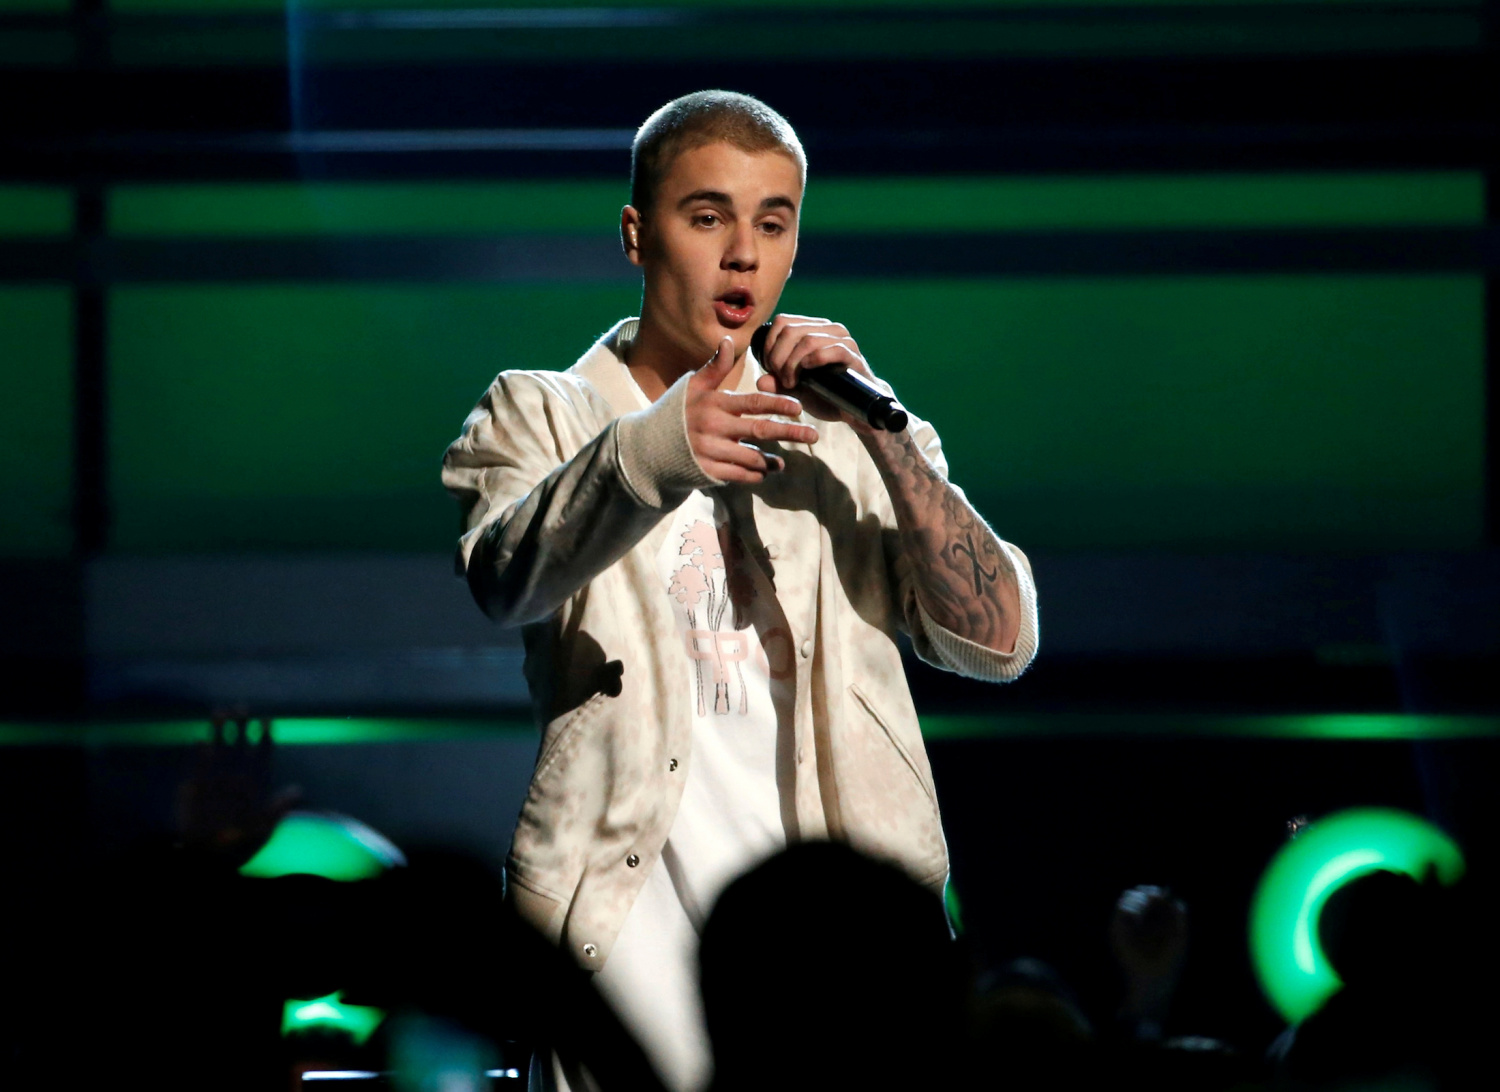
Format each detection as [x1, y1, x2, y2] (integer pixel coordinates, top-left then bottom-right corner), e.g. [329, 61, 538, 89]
[442, 90, 1039, 1091]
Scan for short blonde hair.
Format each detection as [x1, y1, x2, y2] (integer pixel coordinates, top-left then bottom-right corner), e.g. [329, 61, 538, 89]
[631, 90, 806, 214]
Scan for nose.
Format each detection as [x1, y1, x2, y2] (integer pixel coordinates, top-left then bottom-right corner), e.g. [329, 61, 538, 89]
[722, 220, 758, 273]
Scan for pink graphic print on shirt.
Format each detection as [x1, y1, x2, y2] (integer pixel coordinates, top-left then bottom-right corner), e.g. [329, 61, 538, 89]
[667, 519, 765, 717]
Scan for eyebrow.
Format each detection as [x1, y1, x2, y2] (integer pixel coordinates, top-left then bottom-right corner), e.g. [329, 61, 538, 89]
[676, 190, 798, 215]
[677, 189, 732, 209]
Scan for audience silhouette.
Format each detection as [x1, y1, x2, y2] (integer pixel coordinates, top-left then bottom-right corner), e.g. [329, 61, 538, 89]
[699, 842, 968, 1092]
[1271, 868, 1478, 1090]
[3, 717, 1489, 1092]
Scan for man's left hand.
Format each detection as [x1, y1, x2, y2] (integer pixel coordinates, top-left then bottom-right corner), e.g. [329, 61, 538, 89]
[754, 313, 878, 431]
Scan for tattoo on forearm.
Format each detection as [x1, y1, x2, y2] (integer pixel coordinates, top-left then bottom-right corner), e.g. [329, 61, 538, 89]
[875, 430, 1021, 653]
[952, 533, 998, 594]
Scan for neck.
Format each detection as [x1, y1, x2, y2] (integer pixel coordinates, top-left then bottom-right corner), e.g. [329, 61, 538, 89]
[626, 308, 744, 401]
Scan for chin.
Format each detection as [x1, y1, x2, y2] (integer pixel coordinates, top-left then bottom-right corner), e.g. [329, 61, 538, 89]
[698, 324, 734, 354]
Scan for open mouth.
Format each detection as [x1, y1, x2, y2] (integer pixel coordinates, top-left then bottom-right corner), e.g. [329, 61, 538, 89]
[713, 289, 755, 327]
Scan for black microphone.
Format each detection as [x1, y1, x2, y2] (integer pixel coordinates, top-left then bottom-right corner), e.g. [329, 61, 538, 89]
[750, 323, 908, 433]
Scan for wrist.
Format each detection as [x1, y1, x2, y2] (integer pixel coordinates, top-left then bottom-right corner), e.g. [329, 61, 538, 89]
[860, 422, 915, 478]
[616, 370, 722, 507]
[859, 419, 903, 450]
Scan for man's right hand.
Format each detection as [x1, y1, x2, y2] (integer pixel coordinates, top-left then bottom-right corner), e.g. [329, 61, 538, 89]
[685, 336, 819, 484]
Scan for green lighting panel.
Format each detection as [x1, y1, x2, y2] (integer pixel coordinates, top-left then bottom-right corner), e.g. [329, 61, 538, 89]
[788, 274, 1483, 550]
[807, 173, 1482, 232]
[109, 173, 1482, 236]
[107, 273, 1482, 552]
[109, 284, 640, 551]
[0, 289, 73, 558]
[0, 186, 72, 236]
[3, 715, 1498, 748]
[111, 181, 632, 237]
[0, 719, 533, 746]
[919, 715, 1500, 741]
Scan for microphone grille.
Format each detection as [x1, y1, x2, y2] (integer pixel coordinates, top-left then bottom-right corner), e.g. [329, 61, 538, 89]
[750, 322, 772, 362]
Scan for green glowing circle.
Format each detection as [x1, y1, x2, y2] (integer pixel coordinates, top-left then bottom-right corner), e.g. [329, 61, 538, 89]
[1249, 807, 1464, 1024]
[239, 810, 405, 882]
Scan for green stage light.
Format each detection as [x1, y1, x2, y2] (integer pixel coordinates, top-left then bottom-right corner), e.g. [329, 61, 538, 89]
[944, 881, 965, 935]
[239, 811, 405, 882]
[1249, 807, 1464, 1024]
[283, 991, 386, 1046]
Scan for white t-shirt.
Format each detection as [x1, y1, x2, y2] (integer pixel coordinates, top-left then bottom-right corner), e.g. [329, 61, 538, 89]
[580, 371, 797, 1092]
[654, 487, 795, 924]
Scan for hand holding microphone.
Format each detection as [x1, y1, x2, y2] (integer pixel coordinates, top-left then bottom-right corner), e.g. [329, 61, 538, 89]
[751, 317, 908, 433]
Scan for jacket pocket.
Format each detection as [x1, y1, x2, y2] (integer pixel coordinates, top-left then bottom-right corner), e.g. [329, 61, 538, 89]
[504, 859, 568, 942]
[533, 689, 610, 783]
[849, 682, 939, 812]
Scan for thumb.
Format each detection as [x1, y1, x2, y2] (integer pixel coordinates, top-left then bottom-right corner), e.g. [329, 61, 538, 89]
[695, 336, 736, 388]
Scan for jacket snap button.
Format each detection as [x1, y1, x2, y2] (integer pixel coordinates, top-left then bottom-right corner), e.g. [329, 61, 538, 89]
[800, 639, 813, 659]
[626, 853, 640, 868]
[583, 944, 598, 958]
[669, 758, 679, 771]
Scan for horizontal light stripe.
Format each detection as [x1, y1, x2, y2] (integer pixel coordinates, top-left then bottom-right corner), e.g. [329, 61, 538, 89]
[4, 715, 1498, 746]
[92, 5, 1482, 64]
[300, 1073, 381, 1082]
[105, 0, 1482, 13]
[107, 172, 1483, 236]
[0, 186, 72, 236]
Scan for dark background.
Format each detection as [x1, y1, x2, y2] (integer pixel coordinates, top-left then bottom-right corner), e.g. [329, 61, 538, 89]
[2, 0, 1498, 1054]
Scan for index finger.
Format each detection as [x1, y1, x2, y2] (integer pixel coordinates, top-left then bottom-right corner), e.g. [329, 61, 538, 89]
[719, 391, 804, 418]
[692, 336, 737, 389]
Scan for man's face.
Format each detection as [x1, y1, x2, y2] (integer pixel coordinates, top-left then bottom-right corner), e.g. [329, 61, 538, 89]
[630, 141, 801, 364]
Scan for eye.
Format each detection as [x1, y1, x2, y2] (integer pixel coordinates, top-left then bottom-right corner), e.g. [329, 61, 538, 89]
[692, 213, 720, 228]
[758, 221, 786, 236]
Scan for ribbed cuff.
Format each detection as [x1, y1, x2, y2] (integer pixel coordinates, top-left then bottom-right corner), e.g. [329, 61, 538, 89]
[915, 542, 1040, 682]
[614, 369, 723, 508]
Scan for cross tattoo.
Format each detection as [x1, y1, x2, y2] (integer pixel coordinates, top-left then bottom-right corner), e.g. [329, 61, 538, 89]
[952, 534, 999, 595]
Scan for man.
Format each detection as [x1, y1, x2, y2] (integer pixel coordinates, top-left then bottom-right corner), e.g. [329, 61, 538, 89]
[442, 90, 1039, 1092]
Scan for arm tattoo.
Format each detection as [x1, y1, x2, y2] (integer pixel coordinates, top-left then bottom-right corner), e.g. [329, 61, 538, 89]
[952, 534, 999, 595]
[872, 430, 1021, 654]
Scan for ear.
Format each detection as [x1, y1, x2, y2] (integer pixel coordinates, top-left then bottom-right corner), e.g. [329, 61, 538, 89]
[621, 205, 646, 267]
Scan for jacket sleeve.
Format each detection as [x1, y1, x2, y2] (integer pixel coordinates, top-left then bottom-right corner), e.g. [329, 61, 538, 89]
[879, 411, 1040, 683]
[441, 369, 720, 626]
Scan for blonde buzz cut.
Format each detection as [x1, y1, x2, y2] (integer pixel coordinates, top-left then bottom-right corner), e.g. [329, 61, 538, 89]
[630, 90, 806, 214]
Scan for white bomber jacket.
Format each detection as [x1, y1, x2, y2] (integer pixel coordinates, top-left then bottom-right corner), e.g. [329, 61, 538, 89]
[441, 319, 1039, 969]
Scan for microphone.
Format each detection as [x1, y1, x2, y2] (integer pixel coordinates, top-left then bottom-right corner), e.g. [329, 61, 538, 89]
[750, 323, 908, 433]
